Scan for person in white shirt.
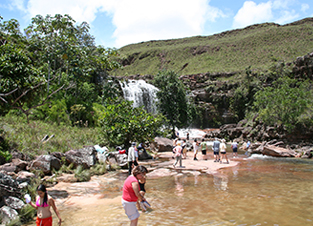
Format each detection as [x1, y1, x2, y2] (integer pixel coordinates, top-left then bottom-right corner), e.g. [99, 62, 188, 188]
[128, 142, 138, 175]
[193, 139, 199, 161]
[219, 139, 229, 164]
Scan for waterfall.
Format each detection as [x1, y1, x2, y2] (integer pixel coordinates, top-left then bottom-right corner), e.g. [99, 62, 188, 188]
[120, 79, 159, 114]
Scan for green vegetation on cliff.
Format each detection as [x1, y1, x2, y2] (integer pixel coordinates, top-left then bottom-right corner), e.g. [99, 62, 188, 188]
[115, 18, 313, 76]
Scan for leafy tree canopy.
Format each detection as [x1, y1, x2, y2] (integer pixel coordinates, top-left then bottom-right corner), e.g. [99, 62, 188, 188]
[153, 70, 196, 136]
[98, 98, 168, 148]
[253, 76, 313, 131]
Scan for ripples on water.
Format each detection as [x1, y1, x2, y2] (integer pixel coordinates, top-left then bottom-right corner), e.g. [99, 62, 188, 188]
[50, 155, 313, 226]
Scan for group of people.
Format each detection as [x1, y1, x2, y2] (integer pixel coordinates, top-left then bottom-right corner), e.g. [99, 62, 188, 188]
[172, 136, 241, 166]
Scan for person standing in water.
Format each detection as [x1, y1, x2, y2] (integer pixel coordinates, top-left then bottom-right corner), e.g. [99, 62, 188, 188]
[219, 139, 229, 164]
[212, 138, 220, 162]
[193, 139, 199, 161]
[182, 139, 188, 159]
[122, 165, 148, 226]
[231, 140, 238, 158]
[200, 138, 208, 160]
[28, 184, 62, 226]
[173, 143, 183, 168]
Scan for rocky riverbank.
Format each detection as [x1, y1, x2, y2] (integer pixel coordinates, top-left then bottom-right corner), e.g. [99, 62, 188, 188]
[1, 134, 312, 225]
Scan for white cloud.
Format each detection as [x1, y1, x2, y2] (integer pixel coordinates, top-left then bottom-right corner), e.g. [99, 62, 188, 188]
[12, 0, 225, 47]
[103, 0, 225, 47]
[25, 0, 104, 24]
[301, 3, 309, 13]
[274, 10, 299, 24]
[233, 1, 273, 29]
[272, 0, 295, 10]
[10, 0, 27, 12]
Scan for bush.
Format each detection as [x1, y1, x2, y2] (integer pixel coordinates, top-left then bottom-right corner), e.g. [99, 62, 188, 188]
[74, 165, 91, 182]
[90, 162, 107, 175]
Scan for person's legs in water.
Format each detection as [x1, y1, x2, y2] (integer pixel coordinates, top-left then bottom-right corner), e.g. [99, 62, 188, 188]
[193, 149, 198, 160]
[179, 155, 182, 167]
[173, 155, 180, 167]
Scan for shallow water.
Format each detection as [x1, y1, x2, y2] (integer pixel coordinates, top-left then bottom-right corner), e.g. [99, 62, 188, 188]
[36, 155, 313, 226]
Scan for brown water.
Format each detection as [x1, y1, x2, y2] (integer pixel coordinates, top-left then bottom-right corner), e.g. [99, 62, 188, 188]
[44, 155, 313, 225]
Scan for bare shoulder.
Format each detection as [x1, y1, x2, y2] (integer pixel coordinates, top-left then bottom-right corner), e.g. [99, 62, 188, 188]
[48, 195, 55, 204]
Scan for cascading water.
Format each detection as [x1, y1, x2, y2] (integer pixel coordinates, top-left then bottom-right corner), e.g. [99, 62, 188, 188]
[120, 79, 159, 114]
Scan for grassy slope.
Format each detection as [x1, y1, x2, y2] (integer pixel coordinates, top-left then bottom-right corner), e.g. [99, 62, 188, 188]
[0, 115, 100, 156]
[114, 18, 313, 76]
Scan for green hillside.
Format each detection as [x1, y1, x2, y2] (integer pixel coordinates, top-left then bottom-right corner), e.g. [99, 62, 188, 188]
[114, 18, 313, 76]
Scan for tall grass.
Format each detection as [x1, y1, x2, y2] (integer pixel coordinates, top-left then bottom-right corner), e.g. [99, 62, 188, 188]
[0, 115, 101, 158]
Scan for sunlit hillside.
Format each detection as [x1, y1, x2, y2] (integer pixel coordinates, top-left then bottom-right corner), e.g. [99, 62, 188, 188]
[113, 17, 313, 76]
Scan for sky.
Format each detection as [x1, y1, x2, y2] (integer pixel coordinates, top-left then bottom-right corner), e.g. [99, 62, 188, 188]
[1, 0, 313, 48]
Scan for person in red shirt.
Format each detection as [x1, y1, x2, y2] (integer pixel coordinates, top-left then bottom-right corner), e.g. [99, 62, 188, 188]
[122, 165, 148, 226]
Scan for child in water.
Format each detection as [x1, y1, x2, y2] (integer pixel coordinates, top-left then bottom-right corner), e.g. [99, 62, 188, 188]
[137, 175, 150, 211]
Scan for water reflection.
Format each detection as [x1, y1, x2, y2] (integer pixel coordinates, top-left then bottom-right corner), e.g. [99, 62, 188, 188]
[174, 175, 184, 197]
[213, 172, 228, 191]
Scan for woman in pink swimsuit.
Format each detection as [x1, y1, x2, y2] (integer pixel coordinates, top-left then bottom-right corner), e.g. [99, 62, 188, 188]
[28, 184, 62, 226]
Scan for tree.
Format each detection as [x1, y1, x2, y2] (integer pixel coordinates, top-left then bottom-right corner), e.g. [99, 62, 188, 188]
[0, 19, 65, 121]
[153, 70, 196, 137]
[1, 15, 121, 125]
[253, 76, 313, 131]
[98, 98, 167, 148]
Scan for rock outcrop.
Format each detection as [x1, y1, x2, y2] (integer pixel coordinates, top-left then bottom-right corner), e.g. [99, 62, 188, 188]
[152, 137, 173, 152]
[28, 154, 62, 175]
[65, 146, 97, 169]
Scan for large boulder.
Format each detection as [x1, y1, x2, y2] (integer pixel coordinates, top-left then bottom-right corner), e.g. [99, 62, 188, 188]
[10, 150, 31, 162]
[3, 197, 25, 210]
[28, 155, 61, 175]
[16, 171, 36, 183]
[0, 172, 21, 198]
[153, 137, 173, 152]
[0, 163, 16, 173]
[0, 206, 19, 225]
[106, 152, 128, 169]
[65, 147, 97, 169]
[262, 145, 297, 157]
[138, 149, 153, 160]
[0, 158, 29, 174]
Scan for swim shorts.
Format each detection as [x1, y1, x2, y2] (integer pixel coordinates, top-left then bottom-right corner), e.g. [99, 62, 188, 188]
[36, 216, 52, 226]
[122, 199, 140, 221]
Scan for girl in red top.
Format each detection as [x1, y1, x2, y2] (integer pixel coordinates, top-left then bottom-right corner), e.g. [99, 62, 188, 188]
[122, 165, 148, 226]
